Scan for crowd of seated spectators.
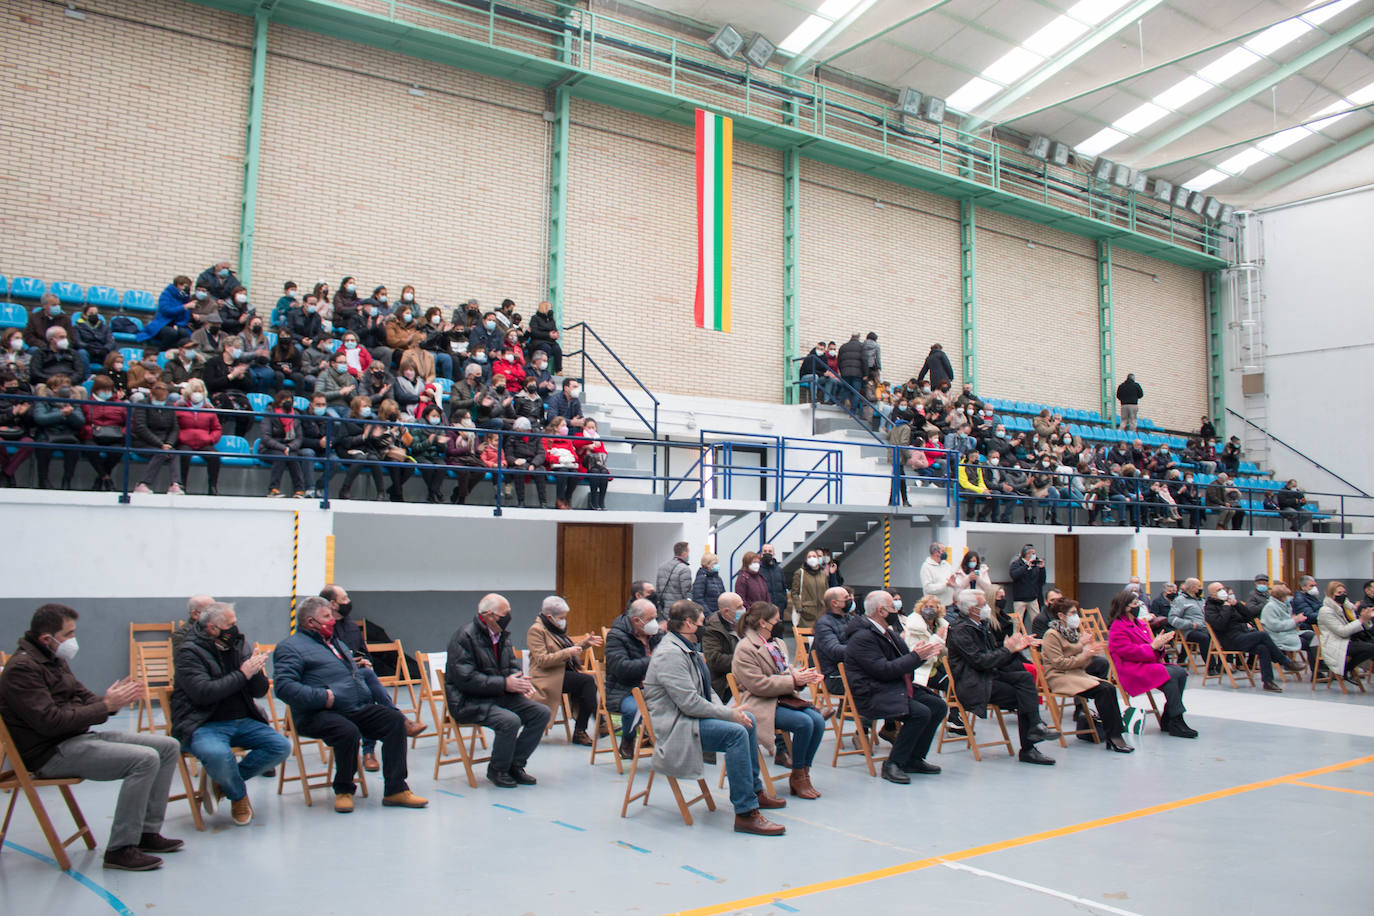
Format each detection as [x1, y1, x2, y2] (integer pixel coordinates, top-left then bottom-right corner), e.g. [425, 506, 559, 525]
[0, 262, 611, 507]
[797, 334, 1316, 531]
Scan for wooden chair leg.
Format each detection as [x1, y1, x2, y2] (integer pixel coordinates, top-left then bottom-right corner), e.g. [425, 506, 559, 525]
[56, 785, 96, 851]
[15, 783, 72, 871]
[172, 754, 206, 831]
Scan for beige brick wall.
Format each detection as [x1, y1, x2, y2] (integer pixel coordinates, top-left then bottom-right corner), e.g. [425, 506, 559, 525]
[976, 209, 1102, 413]
[0, 0, 249, 291]
[253, 24, 548, 312]
[797, 160, 962, 388]
[1112, 248, 1208, 431]
[563, 100, 785, 402]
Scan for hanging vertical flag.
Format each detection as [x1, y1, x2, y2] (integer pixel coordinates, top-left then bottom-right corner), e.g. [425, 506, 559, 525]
[694, 108, 732, 332]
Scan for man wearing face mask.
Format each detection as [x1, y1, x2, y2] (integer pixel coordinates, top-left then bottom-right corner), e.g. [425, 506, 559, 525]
[1009, 545, 1047, 631]
[1203, 581, 1301, 691]
[656, 541, 694, 609]
[813, 586, 858, 694]
[844, 591, 946, 784]
[196, 260, 239, 303]
[30, 325, 88, 386]
[545, 377, 585, 431]
[273, 597, 428, 812]
[946, 589, 1059, 765]
[1244, 574, 1271, 619]
[217, 287, 254, 337]
[1291, 575, 1322, 628]
[799, 340, 838, 404]
[23, 292, 74, 349]
[606, 599, 664, 759]
[1151, 581, 1178, 620]
[789, 549, 829, 630]
[757, 544, 788, 611]
[1167, 578, 1212, 664]
[0, 604, 183, 871]
[701, 592, 745, 701]
[74, 304, 114, 367]
[171, 602, 289, 827]
[447, 594, 549, 788]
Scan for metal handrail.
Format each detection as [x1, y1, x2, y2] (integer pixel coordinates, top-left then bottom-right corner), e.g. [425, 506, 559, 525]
[561, 320, 661, 493]
[1225, 408, 1370, 498]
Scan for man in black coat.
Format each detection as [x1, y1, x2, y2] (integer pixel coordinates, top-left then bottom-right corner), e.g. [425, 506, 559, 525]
[446, 593, 550, 787]
[759, 544, 788, 611]
[1009, 544, 1047, 630]
[1203, 582, 1299, 691]
[842, 591, 945, 784]
[916, 343, 954, 391]
[945, 589, 1058, 764]
[812, 587, 856, 693]
[1115, 373, 1143, 431]
[171, 602, 289, 826]
[835, 333, 866, 409]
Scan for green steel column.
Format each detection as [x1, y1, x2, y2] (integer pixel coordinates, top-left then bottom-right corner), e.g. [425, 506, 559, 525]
[782, 147, 800, 403]
[238, 10, 268, 289]
[1205, 269, 1225, 437]
[547, 86, 570, 327]
[959, 200, 976, 389]
[1097, 240, 1116, 422]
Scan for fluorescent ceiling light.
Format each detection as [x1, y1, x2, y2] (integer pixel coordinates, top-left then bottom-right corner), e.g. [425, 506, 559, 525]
[1257, 126, 1314, 153]
[1303, 0, 1362, 26]
[817, 0, 863, 17]
[1197, 47, 1263, 84]
[780, 16, 831, 53]
[1347, 81, 1374, 105]
[1022, 16, 1090, 56]
[946, 77, 1001, 113]
[1152, 76, 1212, 111]
[1216, 147, 1271, 174]
[1075, 127, 1128, 157]
[1183, 169, 1228, 191]
[982, 46, 1044, 85]
[1244, 19, 1312, 56]
[1113, 102, 1169, 134]
[1066, 0, 1131, 26]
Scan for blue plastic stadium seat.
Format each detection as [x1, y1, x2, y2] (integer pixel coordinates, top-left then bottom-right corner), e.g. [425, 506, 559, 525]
[216, 435, 257, 467]
[122, 290, 156, 314]
[266, 331, 278, 348]
[118, 347, 144, 364]
[112, 315, 144, 342]
[156, 352, 169, 369]
[50, 282, 85, 305]
[435, 377, 453, 395]
[0, 302, 26, 328]
[293, 396, 309, 412]
[86, 285, 120, 309]
[246, 392, 272, 415]
[10, 278, 44, 301]
[0, 276, 7, 298]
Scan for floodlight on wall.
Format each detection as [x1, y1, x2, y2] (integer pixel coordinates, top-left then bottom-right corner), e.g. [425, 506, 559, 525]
[64, 2, 85, 18]
[1128, 170, 1149, 194]
[1093, 158, 1115, 182]
[1150, 178, 1174, 202]
[745, 33, 777, 69]
[1049, 142, 1071, 166]
[1202, 196, 1223, 221]
[898, 88, 924, 117]
[1110, 163, 1132, 188]
[408, 84, 425, 97]
[1186, 191, 1206, 215]
[1027, 135, 1051, 159]
[1172, 186, 1191, 208]
[1218, 204, 1237, 224]
[707, 24, 745, 60]
[919, 95, 946, 124]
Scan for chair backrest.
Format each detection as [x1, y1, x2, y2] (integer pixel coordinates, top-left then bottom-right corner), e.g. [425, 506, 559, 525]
[419, 651, 447, 693]
[136, 641, 175, 688]
[631, 687, 657, 743]
[11, 278, 45, 301]
[0, 714, 41, 786]
[50, 282, 85, 305]
[130, 621, 177, 678]
[794, 627, 814, 668]
[121, 290, 156, 313]
[725, 671, 743, 705]
[86, 285, 120, 309]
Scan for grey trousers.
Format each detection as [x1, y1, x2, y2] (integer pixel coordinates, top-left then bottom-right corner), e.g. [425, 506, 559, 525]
[1120, 404, 1138, 430]
[36, 730, 180, 850]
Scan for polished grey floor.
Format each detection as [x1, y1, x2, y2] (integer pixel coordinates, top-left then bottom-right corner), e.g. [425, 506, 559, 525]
[3, 681, 1371, 916]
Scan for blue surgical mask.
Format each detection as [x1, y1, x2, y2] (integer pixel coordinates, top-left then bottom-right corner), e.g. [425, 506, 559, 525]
[49, 305, 63, 316]
[1256, 584, 1268, 593]
[195, 290, 208, 300]
[230, 348, 243, 360]
[484, 321, 496, 331]
[426, 415, 440, 425]
[311, 405, 327, 416]
[95, 391, 113, 402]
[360, 407, 373, 418]
[216, 268, 229, 278]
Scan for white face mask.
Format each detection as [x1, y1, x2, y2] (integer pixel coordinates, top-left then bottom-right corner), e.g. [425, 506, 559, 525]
[1026, 554, 1037, 564]
[978, 606, 992, 622]
[234, 293, 247, 304]
[806, 557, 820, 569]
[1137, 606, 1150, 619]
[641, 618, 660, 637]
[892, 598, 902, 612]
[748, 562, 761, 574]
[190, 392, 205, 405]
[1066, 613, 1081, 629]
[551, 616, 567, 630]
[53, 636, 79, 661]
[1216, 590, 1229, 602]
[1307, 587, 1319, 597]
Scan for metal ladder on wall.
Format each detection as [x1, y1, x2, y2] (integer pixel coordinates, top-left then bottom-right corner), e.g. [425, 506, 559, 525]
[1227, 211, 1270, 470]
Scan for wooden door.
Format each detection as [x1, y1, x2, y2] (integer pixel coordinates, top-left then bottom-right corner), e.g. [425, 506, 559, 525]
[1282, 538, 1313, 587]
[1054, 534, 1079, 600]
[557, 523, 633, 640]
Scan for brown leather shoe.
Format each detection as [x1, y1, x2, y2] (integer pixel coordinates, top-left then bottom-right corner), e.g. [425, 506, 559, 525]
[381, 789, 429, 808]
[404, 719, 426, 738]
[756, 790, 787, 810]
[571, 730, 593, 746]
[363, 752, 380, 772]
[230, 796, 253, 826]
[733, 810, 785, 836]
[789, 769, 821, 800]
[334, 793, 355, 813]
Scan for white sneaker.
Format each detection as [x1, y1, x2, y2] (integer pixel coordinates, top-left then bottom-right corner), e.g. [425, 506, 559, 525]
[133, 483, 153, 494]
[167, 484, 184, 495]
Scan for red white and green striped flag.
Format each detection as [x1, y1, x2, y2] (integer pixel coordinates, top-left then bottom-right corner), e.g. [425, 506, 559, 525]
[694, 108, 732, 333]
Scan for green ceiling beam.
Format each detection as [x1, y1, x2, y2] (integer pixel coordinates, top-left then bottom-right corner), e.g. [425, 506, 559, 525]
[1132, 13, 1374, 158]
[1245, 123, 1374, 196]
[783, 0, 881, 75]
[816, 0, 955, 67]
[1146, 100, 1374, 171]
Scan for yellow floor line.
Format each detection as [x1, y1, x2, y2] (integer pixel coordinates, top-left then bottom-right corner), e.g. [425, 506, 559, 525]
[671, 754, 1374, 916]
[1287, 780, 1374, 798]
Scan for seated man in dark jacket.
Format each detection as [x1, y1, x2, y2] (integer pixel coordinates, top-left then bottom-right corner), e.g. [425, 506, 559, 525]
[170, 602, 289, 827]
[0, 603, 182, 871]
[946, 589, 1059, 765]
[605, 599, 664, 758]
[701, 592, 744, 700]
[843, 591, 945, 784]
[272, 596, 427, 812]
[1203, 582, 1300, 691]
[813, 586, 857, 693]
[444, 593, 550, 788]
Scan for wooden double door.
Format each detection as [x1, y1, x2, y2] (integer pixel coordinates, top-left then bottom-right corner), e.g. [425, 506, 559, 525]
[556, 523, 633, 638]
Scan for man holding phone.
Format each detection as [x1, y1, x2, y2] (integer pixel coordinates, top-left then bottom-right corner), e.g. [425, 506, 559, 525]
[1010, 544, 1047, 631]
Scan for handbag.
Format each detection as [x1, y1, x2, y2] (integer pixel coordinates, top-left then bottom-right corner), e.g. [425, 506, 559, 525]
[776, 695, 816, 712]
[92, 426, 124, 445]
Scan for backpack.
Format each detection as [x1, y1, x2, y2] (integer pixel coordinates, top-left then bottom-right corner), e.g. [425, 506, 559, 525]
[111, 316, 140, 335]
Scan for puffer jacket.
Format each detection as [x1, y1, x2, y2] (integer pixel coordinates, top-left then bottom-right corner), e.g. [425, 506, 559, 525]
[691, 567, 726, 615]
[270, 629, 373, 728]
[175, 405, 222, 450]
[132, 402, 178, 448]
[444, 615, 519, 721]
[170, 623, 270, 748]
[604, 611, 663, 711]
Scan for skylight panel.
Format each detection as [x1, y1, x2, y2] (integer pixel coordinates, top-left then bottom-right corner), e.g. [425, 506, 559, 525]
[1113, 102, 1169, 133]
[780, 16, 831, 54]
[982, 46, 1044, 85]
[1257, 126, 1314, 153]
[1183, 169, 1228, 191]
[1303, 0, 1362, 26]
[1197, 47, 1263, 84]
[1075, 127, 1128, 156]
[1243, 19, 1312, 56]
[1152, 75, 1212, 111]
[817, 0, 864, 17]
[1066, 0, 1132, 26]
[946, 77, 1002, 113]
[1022, 16, 1090, 56]
[1216, 147, 1271, 174]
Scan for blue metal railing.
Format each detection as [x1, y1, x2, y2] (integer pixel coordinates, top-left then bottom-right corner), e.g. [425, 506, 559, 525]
[561, 320, 660, 492]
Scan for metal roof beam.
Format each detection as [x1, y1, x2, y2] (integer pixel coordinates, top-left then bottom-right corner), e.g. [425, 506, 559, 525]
[817, 0, 955, 67]
[1245, 123, 1374, 195]
[784, 0, 882, 75]
[1146, 100, 1374, 171]
[1131, 14, 1374, 158]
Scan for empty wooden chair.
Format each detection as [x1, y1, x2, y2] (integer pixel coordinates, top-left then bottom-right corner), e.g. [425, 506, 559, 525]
[620, 687, 715, 826]
[937, 674, 1013, 761]
[129, 621, 177, 680]
[364, 638, 425, 727]
[0, 716, 96, 872]
[432, 670, 493, 788]
[829, 663, 878, 776]
[133, 641, 175, 735]
[586, 653, 623, 774]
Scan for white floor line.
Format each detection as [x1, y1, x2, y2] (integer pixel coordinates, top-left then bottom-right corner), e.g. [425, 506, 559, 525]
[939, 860, 1142, 916]
[1183, 687, 1374, 737]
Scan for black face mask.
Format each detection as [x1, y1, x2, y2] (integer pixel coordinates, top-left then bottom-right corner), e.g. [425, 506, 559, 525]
[496, 613, 511, 630]
[335, 601, 352, 618]
[1335, 593, 1347, 602]
[213, 625, 242, 648]
[760, 555, 774, 566]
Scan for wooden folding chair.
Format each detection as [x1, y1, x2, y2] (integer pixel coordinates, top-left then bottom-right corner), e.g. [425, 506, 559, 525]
[1174, 632, 1203, 674]
[0, 649, 10, 669]
[829, 663, 878, 776]
[432, 671, 493, 788]
[793, 628, 814, 669]
[129, 621, 177, 680]
[141, 687, 208, 830]
[1310, 626, 1363, 694]
[134, 642, 175, 735]
[937, 675, 1013, 761]
[620, 688, 715, 825]
[1102, 654, 1164, 728]
[0, 716, 96, 872]
[586, 653, 624, 773]
[808, 649, 838, 716]
[715, 673, 777, 795]
[1202, 622, 1258, 688]
[254, 642, 285, 730]
[276, 707, 368, 806]
[1027, 646, 1099, 747]
[364, 639, 424, 723]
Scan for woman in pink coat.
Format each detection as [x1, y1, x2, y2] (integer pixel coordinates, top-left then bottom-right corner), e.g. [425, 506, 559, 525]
[1106, 590, 1198, 739]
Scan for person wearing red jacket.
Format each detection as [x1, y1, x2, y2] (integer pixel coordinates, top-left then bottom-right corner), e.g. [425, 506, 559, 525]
[176, 379, 223, 495]
[335, 332, 373, 377]
[575, 417, 610, 510]
[490, 346, 526, 389]
[85, 374, 129, 491]
[542, 416, 583, 509]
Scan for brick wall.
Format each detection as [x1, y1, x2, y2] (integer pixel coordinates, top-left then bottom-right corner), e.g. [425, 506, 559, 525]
[1112, 247, 1208, 431]
[976, 209, 1102, 414]
[0, 0, 249, 290]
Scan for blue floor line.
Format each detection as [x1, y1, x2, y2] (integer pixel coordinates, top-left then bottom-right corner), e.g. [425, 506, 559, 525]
[552, 820, 586, 831]
[771, 901, 800, 913]
[491, 803, 524, 813]
[616, 840, 650, 854]
[3, 841, 135, 916]
[436, 789, 465, 798]
[681, 865, 719, 881]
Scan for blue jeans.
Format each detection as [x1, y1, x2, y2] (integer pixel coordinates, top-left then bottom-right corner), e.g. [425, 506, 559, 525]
[774, 704, 825, 769]
[432, 351, 454, 380]
[618, 694, 640, 736]
[187, 718, 291, 802]
[698, 716, 763, 814]
[800, 374, 835, 403]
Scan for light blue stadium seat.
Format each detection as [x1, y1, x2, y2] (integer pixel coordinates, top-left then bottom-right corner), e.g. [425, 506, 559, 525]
[435, 377, 453, 395]
[122, 290, 156, 314]
[266, 331, 278, 348]
[119, 347, 144, 364]
[156, 352, 169, 369]
[112, 315, 143, 342]
[86, 286, 120, 309]
[0, 276, 7, 298]
[50, 282, 85, 305]
[246, 392, 273, 415]
[0, 302, 26, 328]
[216, 435, 257, 467]
[10, 278, 44, 300]
[293, 396, 309, 412]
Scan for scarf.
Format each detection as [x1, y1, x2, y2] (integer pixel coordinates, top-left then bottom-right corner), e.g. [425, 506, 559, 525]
[1048, 619, 1080, 644]
[540, 614, 579, 671]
